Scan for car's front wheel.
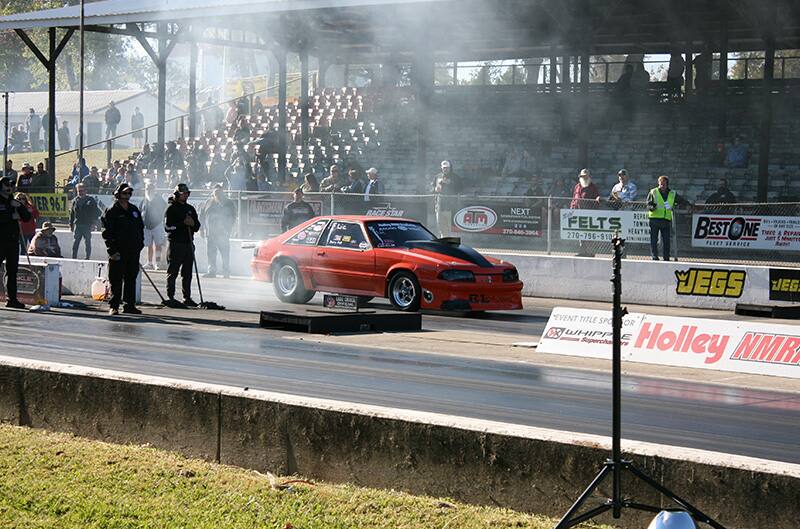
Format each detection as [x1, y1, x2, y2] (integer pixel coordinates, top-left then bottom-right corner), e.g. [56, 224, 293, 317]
[388, 271, 421, 312]
[273, 261, 315, 304]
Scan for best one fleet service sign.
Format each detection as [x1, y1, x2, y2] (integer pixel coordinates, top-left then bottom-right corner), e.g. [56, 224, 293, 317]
[539, 307, 800, 379]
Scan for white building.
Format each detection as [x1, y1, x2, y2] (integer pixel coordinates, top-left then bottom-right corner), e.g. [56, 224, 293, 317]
[4, 90, 183, 150]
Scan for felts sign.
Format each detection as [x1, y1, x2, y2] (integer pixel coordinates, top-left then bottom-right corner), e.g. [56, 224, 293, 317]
[769, 268, 800, 302]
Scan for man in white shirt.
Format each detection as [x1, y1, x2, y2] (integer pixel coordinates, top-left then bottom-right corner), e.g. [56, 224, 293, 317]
[608, 169, 638, 203]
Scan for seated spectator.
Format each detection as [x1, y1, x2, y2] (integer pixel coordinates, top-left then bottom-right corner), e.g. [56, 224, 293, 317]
[15, 162, 34, 191]
[81, 168, 101, 194]
[705, 177, 737, 205]
[340, 169, 365, 194]
[28, 221, 62, 257]
[501, 145, 534, 178]
[31, 161, 50, 192]
[724, 136, 750, 168]
[300, 172, 319, 193]
[525, 175, 544, 197]
[319, 165, 343, 192]
[608, 169, 638, 204]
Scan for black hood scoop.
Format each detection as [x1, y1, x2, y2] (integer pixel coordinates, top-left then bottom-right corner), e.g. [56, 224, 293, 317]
[405, 239, 493, 268]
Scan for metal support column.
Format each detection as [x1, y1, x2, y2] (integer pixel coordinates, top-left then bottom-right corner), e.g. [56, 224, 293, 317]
[414, 51, 434, 193]
[300, 48, 310, 148]
[188, 40, 198, 140]
[718, 18, 729, 137]
[757, 14, 776, 202]
[47, 28, 57, 189]
[684, 46, 693, 99]
[277, 50, 287, 182]
[578, 51, 590, 168]
[157, 23, 168, 173]
[550, 49, 558, 93]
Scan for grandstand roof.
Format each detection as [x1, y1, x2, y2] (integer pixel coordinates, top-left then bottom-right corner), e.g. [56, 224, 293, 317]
[1, 0, 798, 60]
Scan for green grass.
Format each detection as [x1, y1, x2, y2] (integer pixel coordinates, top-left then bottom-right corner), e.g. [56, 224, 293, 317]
[6, 149, 136, 187]
[0, 424, 613, 529]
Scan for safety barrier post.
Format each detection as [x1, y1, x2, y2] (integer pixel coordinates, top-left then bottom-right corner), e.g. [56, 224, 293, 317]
[546, 196, 552, 255]
[330, 192, 335, 216]
[673, 210, 680, 261]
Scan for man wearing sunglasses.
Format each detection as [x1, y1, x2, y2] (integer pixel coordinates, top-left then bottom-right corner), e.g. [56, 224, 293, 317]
[164, 183, 201, 307]
[0, 176, 32, 309]
[101, 183, 145, 315]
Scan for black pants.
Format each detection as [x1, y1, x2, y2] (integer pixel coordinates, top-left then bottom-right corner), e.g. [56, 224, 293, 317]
[167, 241, 193, 300]
[649, 218, 672, 260]
[108, 253, 140, 309]
[72, 224, 92, 259]
[206, 233, 230, 274]
[1, 239, 20, 302]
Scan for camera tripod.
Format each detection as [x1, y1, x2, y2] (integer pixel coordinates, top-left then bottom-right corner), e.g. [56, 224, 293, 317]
[553, 235, 728, 529]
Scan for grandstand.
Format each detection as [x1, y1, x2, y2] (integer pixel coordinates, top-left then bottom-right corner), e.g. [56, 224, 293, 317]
[1, 0, 799, 201]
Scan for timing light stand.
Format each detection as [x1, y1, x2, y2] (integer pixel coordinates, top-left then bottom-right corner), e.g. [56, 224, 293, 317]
[553, 234, 728, 529]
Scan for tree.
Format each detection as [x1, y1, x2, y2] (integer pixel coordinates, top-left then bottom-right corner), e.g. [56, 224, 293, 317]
[730, 50, 800, 80]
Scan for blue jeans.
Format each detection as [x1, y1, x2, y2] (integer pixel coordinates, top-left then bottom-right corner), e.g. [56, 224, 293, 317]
[72, 224, 93, 259]
[649, 218, 671, 260]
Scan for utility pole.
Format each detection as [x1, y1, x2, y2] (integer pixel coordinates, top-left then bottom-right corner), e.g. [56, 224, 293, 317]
[2, 91, 9, 177]
[78, 0, 85, 164]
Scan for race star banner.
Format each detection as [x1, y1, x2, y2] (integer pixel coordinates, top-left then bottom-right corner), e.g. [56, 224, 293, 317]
[560, 209, 649, 243]
[334, 194, 428, 223]
[538, 307, 800, 379]
[452, 199, 542, 236]
[691, 214, 800, 250]
[28, 193, 70, 220]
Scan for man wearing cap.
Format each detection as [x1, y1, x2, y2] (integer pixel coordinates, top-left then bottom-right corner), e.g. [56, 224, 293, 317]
[608, 169, 638, 204]
[140, 180, 167, 269]
[15, 163, 34, 192]
[431, 161, 461, 237]
[164, 183, 201, 307]
[28, 222, 62, 257]
[101, 183, 145, 315]
[0, 176, 32, 309]
[363, 168, 385, 202]
[281, 188, 316, 232]
[200, 184, 237, 278]
[70, 183, 101, 259]
[571, 169, 601, 257]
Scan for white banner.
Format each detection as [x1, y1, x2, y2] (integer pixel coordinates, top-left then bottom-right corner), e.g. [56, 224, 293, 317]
[539, 307, 646, 359]
[560, 209, 650, 243]
[539, 308, 800, 379]
[691, 214, 800, 251]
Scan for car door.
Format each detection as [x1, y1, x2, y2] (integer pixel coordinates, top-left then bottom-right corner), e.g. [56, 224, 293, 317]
[313, 220, 377, 294]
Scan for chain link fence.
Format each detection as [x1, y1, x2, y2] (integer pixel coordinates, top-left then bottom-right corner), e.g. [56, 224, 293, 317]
[47, 188, 800, 266]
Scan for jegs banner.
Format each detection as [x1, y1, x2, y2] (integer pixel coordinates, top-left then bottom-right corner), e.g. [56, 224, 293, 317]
[559, 209, 650, 243]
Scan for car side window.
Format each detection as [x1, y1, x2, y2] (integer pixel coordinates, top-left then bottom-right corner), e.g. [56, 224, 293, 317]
[324, 221, 370, 250]
[286, 219, 329, 246]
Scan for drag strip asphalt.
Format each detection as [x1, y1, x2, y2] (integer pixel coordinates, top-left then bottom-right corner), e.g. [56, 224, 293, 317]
[3, 288, 800, 464]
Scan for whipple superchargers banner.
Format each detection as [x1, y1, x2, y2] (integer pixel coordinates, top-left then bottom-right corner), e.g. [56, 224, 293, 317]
[451, 198, 542, 236]
[539, 307, 800, 379]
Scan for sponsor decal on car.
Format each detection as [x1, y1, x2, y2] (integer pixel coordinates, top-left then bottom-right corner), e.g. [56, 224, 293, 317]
[769, 268, 800, 302]
[453, 206, 498, 232]
[674, 268, 745, 298]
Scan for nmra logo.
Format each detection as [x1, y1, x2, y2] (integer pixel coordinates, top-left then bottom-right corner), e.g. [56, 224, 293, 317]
[675, 268, 745, 298]
[454, 206, 498, 232]
[694, 216, 760, 240]
[546, 327, 565, 339]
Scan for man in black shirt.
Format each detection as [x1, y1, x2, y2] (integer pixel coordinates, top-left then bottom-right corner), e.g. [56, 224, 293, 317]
[0, 176, 33, 309]
[101, 183, 145, 315]
[281, 188, 316, 232]
[70, 183, 101, 259]
[705, 177, 737, 205]
[164, 183, 201, 306]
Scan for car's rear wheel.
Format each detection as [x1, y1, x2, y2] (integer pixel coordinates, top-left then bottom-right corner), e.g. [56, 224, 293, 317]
[388, 271, 421, 312]
[273, 261, 315, 304]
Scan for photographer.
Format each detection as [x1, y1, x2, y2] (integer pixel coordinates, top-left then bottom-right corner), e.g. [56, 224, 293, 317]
[164, 183, 201, 307]
[101, 183, 145, 315]
[0, 177, 32, 309]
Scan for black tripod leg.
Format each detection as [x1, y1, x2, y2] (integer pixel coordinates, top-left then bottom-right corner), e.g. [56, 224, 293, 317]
[139, 263, 166, 303]
[627, 462, 728, 529]
[554, 464, 613, 529]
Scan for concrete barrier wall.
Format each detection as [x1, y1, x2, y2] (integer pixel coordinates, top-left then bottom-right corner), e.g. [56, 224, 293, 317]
[54, 231, 255, 277]
[489, 253, 788, 311]
[0, 355, 796, 529]
[28, 256, 141, 302]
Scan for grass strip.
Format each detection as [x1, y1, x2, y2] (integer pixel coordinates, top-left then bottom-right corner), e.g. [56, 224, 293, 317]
[0, 424, 613, 529]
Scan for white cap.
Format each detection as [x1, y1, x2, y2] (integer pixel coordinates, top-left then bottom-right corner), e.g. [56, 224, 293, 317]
[366, 167, 378, 175]
[441, 160, 451, 168]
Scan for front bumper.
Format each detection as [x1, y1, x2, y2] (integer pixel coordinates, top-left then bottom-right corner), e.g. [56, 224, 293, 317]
[422, 279, 523, 311]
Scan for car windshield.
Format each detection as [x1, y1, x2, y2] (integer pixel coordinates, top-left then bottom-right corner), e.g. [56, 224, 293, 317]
[365, 220, 436, 248]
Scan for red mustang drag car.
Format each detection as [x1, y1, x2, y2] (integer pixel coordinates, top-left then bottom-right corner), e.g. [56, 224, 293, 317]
[251, 216, 523, 312]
